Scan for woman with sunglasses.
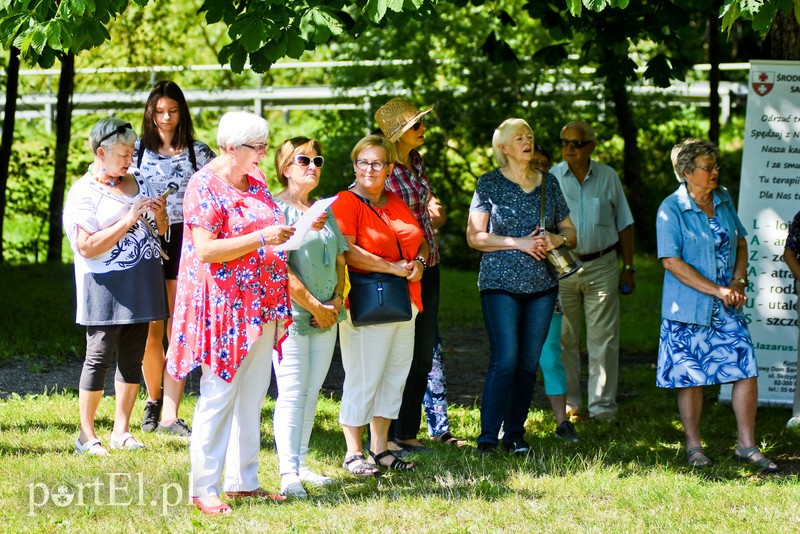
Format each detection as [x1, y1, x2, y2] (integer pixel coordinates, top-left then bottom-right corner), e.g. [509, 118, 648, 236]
[374, 97, 466, 453]
[331, 135, 428, 475]
[271, 137, 348, 498]
[64, 117, 169, 455]
[136, 80, 216, 438]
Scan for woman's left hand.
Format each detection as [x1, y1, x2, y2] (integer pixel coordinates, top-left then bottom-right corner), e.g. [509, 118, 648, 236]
[310, 211, 328, 231]
[147, 195, 167, 218]
[723, 282, 747, 309]
[405, 259, 424, 283]
[527, 227, 551, 260]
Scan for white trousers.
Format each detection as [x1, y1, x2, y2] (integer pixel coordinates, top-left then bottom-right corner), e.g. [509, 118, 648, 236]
[190, 323, 275, 497]
[272, 326, 337, 476]
[338, 307, 417, 427]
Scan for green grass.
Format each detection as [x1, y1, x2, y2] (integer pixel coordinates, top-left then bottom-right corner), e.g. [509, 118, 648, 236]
[0, 366, 798, 531]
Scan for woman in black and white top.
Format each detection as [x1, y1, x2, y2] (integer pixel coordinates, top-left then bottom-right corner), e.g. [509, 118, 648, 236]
[135, 80, 215, 438]
[64, 117, 169, 455]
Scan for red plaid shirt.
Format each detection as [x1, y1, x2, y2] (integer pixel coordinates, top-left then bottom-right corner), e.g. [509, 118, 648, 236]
[384, 150, 439, 266]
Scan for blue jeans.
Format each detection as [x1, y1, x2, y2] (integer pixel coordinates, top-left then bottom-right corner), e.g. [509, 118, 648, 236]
[478, 288, 557, 445]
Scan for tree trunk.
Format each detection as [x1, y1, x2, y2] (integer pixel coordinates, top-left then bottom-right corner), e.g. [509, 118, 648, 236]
[607, 83, 647, 248]
[763, 10, 800, 60]
[46, 52, 74, 263]
[708, 0, 721, 144]
[0, 46, 20, 264]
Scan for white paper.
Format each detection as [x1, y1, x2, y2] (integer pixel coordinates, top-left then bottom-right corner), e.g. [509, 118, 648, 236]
[274, 195, 338, 251]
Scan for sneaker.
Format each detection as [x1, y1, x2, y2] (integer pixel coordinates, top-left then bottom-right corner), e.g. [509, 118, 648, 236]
[555, 421, 579, 443]
[299, 469, 333, 487]
[503, 440, 531, 456]
[787, 416, 800, 429]
[280, 474, 308, 499]
[477, 441, 498, 456]
[141, 399, 162, 433]
[156, 418, 191, 438]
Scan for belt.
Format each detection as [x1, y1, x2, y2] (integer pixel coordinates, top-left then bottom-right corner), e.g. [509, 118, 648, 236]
[578, 243, 617, 262]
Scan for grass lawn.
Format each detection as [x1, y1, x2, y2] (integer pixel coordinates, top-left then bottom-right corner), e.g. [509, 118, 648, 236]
[2, 258, 799, 531]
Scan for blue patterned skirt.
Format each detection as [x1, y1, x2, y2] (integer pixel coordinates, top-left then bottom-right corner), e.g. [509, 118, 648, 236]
[657, 298, 758, 388]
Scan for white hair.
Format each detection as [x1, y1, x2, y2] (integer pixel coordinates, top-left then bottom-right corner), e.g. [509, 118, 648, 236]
[89, 117, 137, 154]
[216, 111, 269, 150]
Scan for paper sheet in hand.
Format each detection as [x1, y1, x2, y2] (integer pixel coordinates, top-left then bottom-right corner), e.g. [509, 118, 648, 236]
[274, 195, 338, 251]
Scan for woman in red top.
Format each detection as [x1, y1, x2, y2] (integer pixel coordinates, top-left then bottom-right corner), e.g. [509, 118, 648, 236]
[331, 135, 428, 475]
[166, 111, 294, 515]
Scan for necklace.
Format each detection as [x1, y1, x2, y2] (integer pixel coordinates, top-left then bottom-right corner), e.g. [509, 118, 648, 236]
[694, 196, 713, 206]
[91, 166, 124, 187]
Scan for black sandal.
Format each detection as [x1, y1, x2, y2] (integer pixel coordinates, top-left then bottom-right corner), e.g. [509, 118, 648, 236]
[432, 432, 468, 447]
[343, 454, 380, 476]
[369, 450, 415, 471]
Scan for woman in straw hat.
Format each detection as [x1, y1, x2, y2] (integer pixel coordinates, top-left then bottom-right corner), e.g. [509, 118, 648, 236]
[374, 97, 467, 452]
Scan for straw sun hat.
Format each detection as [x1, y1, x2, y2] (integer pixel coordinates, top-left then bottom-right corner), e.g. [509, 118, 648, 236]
[374, 97, 434, 143]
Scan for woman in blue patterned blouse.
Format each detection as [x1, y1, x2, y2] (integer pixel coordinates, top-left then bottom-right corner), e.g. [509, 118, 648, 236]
[467, 118, 576, 456]
[657, 139, 777, 472]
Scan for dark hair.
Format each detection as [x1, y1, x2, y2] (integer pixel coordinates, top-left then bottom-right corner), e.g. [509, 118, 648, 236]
[140, 80, 195, 153]
[534, 144, 551, 163]
[274, 137, 324, 187]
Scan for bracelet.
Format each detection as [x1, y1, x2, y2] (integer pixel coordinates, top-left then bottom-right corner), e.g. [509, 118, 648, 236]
[623, 264, 636, 272]
[334, 292, 345, 301]
[414, 256, 427, 270]
[257, 231, 266, 248]
[159, 217, 169, 225]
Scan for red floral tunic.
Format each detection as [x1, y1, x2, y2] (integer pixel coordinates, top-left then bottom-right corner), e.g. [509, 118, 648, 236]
[166, 167, 290, 382]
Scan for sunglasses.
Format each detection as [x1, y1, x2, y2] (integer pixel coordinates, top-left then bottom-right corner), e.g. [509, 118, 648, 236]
[412, 118, 425, 131]
[97, 123, 133, 145]
[242, 143, 269, 153]
[560, 139, 593, 149]
[293, 154, 324, 168]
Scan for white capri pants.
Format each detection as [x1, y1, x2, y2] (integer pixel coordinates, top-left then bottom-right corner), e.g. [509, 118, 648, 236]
[190, 323, 275, 498]
[338, 307, 418, 427]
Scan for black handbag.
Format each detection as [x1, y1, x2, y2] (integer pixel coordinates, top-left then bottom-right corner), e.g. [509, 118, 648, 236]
[346, 191, 413, 327]
[348, 271, 413, 326]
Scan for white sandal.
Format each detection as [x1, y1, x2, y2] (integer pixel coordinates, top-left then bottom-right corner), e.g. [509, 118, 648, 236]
[74, 438, 110, 456]
[109, 432, 146, 450]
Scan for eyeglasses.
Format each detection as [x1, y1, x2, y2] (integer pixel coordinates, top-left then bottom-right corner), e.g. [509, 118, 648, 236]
[412, 119, 425, 131]
[97, 123, 133, 145]
[242, 143, 269, 154]
[694, 163, 720, 173]
[531, 160, 550, 171]
[354, 159, 389, 172]
[293, 155, 324, 168]
[560, 139, 594, 149]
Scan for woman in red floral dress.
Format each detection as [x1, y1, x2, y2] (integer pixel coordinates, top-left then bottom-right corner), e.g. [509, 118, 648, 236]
[166, 111, 294, 515]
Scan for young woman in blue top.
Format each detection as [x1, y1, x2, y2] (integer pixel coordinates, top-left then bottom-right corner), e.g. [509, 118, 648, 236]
[657, 139, 777, 472]
[467, 118, 576, 455]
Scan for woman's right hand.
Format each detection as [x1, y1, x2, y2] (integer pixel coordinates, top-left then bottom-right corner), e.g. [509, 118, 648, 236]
[260, 224, 295, 246]
[310, 301, 338, 329]
[124, 197, 154, 228]
[718, 284, 746, 309]
[389, 259, 413, 278]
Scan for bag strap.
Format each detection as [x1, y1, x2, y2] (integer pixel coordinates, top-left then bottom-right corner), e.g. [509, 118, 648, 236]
[540, 174, 547, 230]
[348, 190, 405, 259]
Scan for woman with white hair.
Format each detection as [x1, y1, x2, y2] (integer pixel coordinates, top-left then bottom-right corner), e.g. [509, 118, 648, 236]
[467, 118, 576, 456]
[166, 111, 295, 515]
[63, 117, 169, 456]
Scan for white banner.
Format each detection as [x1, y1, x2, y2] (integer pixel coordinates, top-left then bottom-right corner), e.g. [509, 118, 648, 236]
[720, 60, 800, 406]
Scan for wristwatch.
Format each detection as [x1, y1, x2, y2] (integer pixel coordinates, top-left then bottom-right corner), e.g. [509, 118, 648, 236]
[733, 277, 747, 285]
[623, 264, 636, 272]
[559, 234, 567, 245]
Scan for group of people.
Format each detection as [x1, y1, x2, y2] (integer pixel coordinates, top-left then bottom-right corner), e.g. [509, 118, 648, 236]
[63, 82, 782, 516]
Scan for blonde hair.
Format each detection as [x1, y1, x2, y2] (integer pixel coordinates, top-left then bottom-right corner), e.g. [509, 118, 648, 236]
[350, 135, 398, 164]
[492, 118, 533, 167]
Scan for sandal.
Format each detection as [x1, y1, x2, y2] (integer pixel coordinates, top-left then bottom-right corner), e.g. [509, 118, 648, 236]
[342, 454, 380, 477]
[368, 450, 415, 472]
[192, 496, 232, 516]
[431, 432, 468, 447]
[686, 447, 712, 468]
[74, 438, 110, 456]
[109, 432, 146, 451]
[734, 445, 779, 473]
